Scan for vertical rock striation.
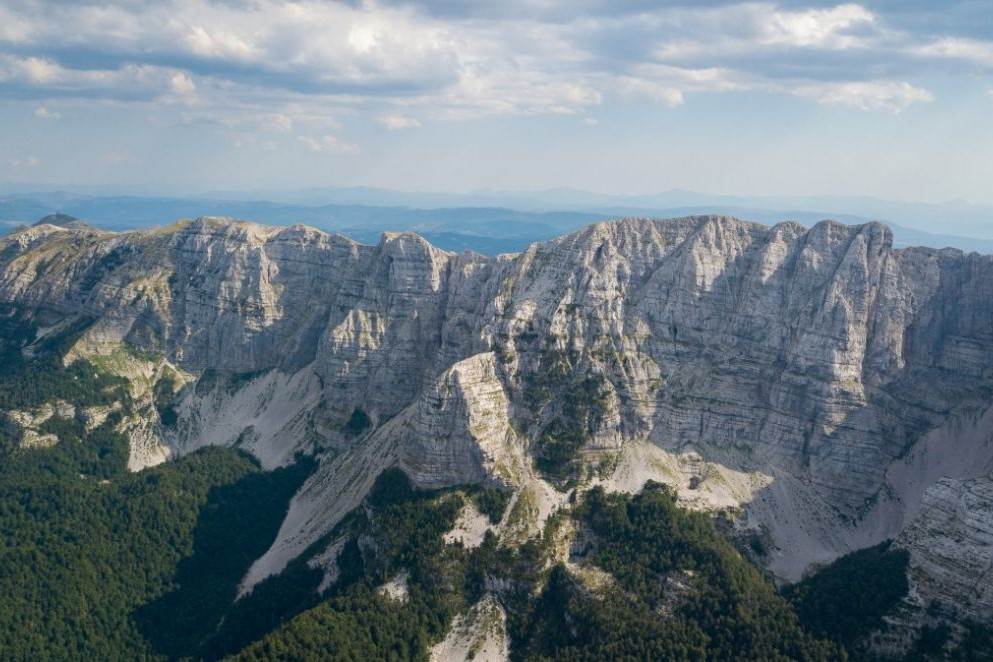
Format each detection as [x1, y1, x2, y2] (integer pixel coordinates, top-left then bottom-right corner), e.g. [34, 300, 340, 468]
[2, 214, 993, 617]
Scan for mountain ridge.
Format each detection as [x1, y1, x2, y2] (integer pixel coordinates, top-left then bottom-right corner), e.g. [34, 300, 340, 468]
[5, 190, 993, 255]
[1, 214, 991, 657]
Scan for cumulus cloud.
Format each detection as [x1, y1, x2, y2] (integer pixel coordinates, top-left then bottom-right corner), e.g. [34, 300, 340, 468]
[186, 25, 258, 61]
[0, 0, 986, 127]
[430, 67, 602, 118]
[917, 38, 993, 68]
[794, 80, 933, 112]
[0, 54, 197, 104]
[169, 72, 196, 97]
[760, 3, 876, 49]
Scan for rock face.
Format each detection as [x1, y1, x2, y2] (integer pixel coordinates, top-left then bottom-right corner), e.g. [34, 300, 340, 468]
[1, 401, 74, 449]
[429, 593, 508, 662]
[897, 474, 993, 625]
[399, 352, 527, 488]
[2, 214, 993, 625]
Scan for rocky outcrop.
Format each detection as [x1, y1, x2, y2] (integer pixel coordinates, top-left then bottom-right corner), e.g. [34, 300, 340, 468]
[897, 474, 993, 625]
[399, 352, 527, 488]
[430, 594, 509, 662]
[2, 400, 76, 449]
[241, 351, 529, 590]
[2, 214, 993, 623]
[869, 472, 993, 656]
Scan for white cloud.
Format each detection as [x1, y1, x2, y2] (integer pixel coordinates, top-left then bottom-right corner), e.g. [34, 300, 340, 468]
[169, 72, 196, 97]
[20, 56, 60, 84]
[186, 25, 258, 60]
[0, 1, 726, 119]
[0, 5, 34, 43]
[298, 134, 359, 154]
[761, 3, 876, 49]
[794, 80, 933, 112]
[654, 2, 879, 61]
[917, 38, 993, 68]
[430, 65, 602, 119]
[33, 105, 60, 119]
[378, 113, 422, 129]
[0, 0, 984, 123]
[0, 54, 198, 104]
[265, 113, 294, 132]
[1, 1, 463, 99]
[617, 77, 684, 106]
[178, 104, 347, 140]
[614, 63, 746, 106]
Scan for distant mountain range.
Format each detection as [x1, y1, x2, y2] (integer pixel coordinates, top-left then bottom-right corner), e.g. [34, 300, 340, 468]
[2, 188, 992, 254]
[193, 186, 993, 237]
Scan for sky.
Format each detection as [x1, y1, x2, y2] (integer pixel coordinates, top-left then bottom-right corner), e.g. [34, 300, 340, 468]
[0, 0, 991, 202]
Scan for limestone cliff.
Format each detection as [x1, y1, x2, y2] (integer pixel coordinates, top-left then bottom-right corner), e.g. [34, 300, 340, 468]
[2, 214, 992, 639]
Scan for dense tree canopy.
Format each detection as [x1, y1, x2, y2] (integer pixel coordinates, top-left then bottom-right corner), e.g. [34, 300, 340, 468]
[517, 483, 845, 661]
[785, 541, 909, 649]
[0, 308, 316, 660]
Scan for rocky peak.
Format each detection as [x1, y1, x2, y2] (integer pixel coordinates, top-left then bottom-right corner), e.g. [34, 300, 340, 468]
[1, 214, 992, 631]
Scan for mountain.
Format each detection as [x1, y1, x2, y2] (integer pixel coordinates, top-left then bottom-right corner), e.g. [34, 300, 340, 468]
[184, 186, 993, 240]
[33, 213, 95, 231]
[0, 192, 606, 254]
[3, 190, 993, 256]
[0, 215, 991, 659]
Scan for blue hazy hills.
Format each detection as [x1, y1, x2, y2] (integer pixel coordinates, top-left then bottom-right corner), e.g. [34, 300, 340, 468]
[2, 188, 992, 255]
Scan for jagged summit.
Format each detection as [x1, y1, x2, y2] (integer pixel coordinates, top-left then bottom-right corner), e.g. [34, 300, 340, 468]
[0, 212, 990, 652]
[78, 213, 905, 260]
